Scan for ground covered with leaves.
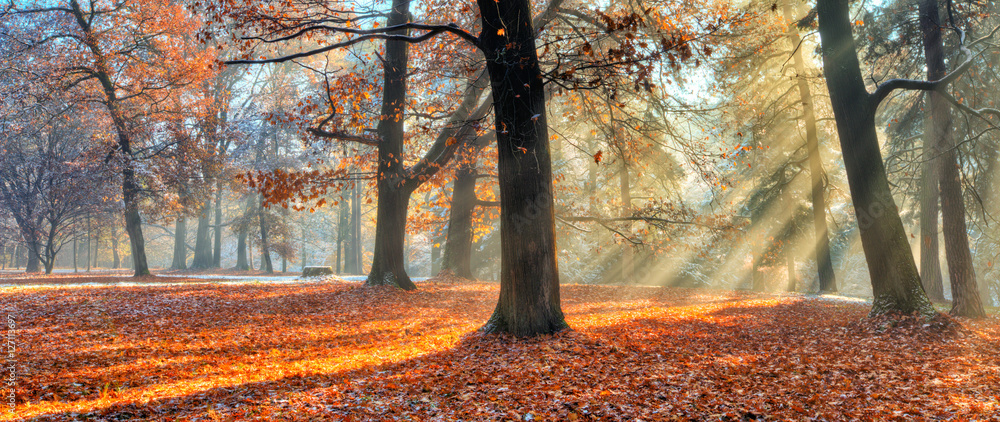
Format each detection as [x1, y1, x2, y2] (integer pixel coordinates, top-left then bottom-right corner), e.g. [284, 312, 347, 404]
[3, 277, 999, 421]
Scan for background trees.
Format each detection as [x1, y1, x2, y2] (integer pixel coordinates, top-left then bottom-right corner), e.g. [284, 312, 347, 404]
[2, 0, 997, 325]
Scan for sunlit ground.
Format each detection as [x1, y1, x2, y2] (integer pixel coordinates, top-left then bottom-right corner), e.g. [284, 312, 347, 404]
[2, 277, 999, 421]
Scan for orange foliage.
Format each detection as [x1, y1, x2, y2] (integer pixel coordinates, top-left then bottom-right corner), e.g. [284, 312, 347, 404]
[3, 280, 999, 420]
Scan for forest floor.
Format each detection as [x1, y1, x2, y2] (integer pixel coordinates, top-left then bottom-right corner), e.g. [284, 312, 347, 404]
[2, 275, 999, 421]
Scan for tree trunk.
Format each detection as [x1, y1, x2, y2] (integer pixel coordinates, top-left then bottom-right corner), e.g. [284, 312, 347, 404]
[620, 161, 633, 283]
[817, 0, 933, 316]
[367, 186, 416, 289]
[782, 0, 837, 293]
[192, 204, 213, 269]
[335, 198, 344, 274]
[786, 245, 797, 292]
[172, 218, 188, 269]
[24, 240, 40, 273]
[917, 0, 946, 303]
[248, 235, 255, 271]
[235, 196, 252, 270]
[111, 223, 120, 269]
[213, 183, 223, 268]
[919, 122, 945, 301]
[73, 235, 78, 272]
[345, 182, 362, 274]
[477, 0, 568, 335]
[362, 0, 417, 290]
[235, 229, 248, 270]
[259, 200, 273, 273]
[123, 159, 151, 276]
[93, 229, 100, 268]
[431, 236, 441, 275]
[86, 215, 91, 272]
[442, 159, 477, 278]
[918, 0, 984, 318]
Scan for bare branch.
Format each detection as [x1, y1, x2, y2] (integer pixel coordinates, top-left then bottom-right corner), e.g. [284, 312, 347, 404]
[226, 23, 478, 65]
[870, 24, 1000, 108]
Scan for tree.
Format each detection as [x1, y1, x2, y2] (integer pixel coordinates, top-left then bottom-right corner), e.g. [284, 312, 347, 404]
[781, 0, 837, 293]
[474, 0, 569, 335]
[0, 107, 111, 274]
[918, 0, 984, 317]
[815, 0, 994, 316]
[4, 0, 213, 276]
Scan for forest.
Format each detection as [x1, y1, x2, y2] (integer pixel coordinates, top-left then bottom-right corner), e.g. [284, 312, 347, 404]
[1, 0, 999, 420]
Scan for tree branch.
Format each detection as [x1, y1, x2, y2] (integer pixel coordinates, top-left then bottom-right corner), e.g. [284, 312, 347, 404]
[870, 24, 1000, 108]
[226, 24, 478, 65]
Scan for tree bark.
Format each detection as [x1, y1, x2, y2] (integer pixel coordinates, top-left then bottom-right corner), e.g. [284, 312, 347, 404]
[477, 0, 568, 335]
[24, 240, 40, 273]
[86, 214, 91, 272]
[917, 0, 946, 303]
[213, 183, 223, 268]
[918, 0, 984, 318]
[782, 0, 837, 293]
[817, 0, 933, 316]
[172, 217, 188, 269]
[347, 182, 362, 274]
[442, 158, 477, 279]
[93, 228, 100, 268]
[235, 196, 252, 270]
[258, 198, 273, 273]
[192, 204, 213, 269]
[111, 223, 120, 269]
[363, 0, 417, 290]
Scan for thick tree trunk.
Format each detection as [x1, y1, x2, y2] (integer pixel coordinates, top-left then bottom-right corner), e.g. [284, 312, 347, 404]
[782, 0, 837, 293]
[235, 229, 248, 270]
[192, 204, 213, 269]
[817, 0, 933, 316]
[477, 0, 567, 335]
[172, 218, 188, 269]
[367, 186, 416, 289]
[363, 0, 416, 290]
[122, 150, 151, 275]
[919, 134, 945, 300]
[442, 160, 477, 279]
[917, 0, 946, 302]
[918, 0, 984, 318]
[24, 240, 40, 273]
[940, 132, 984, 317]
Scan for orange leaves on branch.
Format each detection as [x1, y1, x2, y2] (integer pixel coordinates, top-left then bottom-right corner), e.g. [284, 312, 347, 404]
[593, 150, 603, 164]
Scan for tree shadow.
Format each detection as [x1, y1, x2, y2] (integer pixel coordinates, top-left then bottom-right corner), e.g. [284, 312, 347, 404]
[12, 284, 999, 421]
